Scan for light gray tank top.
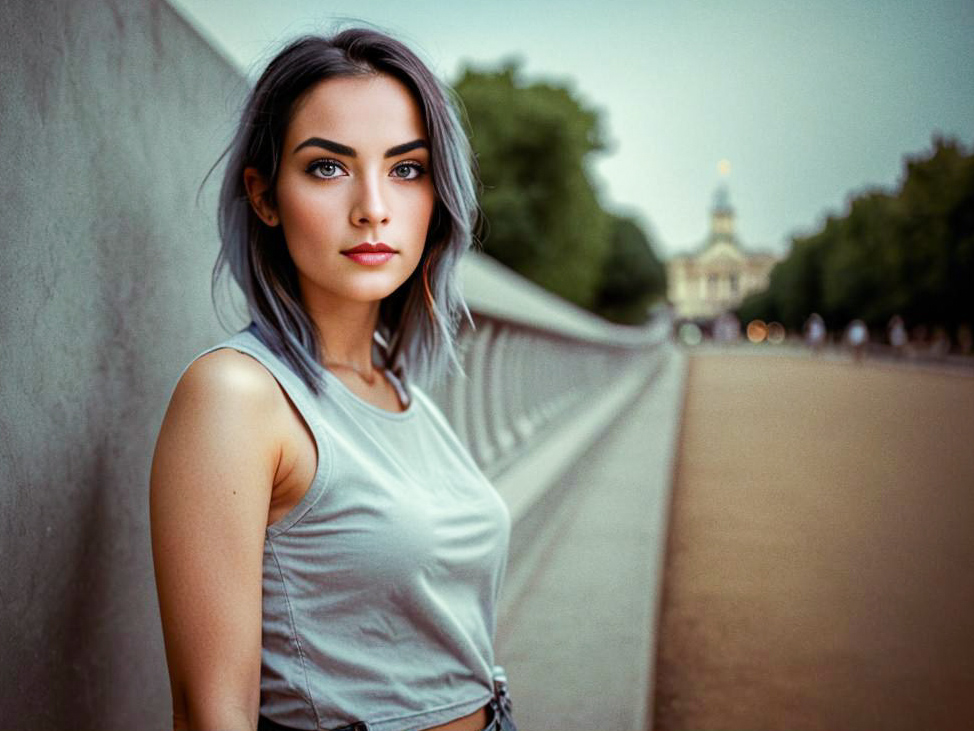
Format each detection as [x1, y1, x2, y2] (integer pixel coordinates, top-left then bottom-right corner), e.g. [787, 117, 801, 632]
[198, 327, 511, 731]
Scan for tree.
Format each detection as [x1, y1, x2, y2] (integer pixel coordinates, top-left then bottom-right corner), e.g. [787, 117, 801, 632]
[453, 61, 612, 309]
[593, 215, 667, 324]
[819, 193, 898, 328]
[736, 136, 974, 337]
[894, 136, 974, 327]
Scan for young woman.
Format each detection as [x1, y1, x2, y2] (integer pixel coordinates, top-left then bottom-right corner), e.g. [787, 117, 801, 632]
[150, 29, 515, 731]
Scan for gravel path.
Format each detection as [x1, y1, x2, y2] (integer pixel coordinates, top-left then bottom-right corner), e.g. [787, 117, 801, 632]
[652, 352, 974, 731]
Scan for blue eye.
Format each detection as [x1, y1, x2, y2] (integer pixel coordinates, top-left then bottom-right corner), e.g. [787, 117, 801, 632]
[307, 159, 345, 179]
[391, 162, 425, 180]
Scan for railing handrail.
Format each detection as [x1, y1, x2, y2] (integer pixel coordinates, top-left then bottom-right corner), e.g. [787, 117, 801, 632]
[460, 251, 669, 348]
[430, 249, 672, 489]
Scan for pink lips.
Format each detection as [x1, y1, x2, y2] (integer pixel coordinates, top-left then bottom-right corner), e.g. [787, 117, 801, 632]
[341, 242, 396, 266]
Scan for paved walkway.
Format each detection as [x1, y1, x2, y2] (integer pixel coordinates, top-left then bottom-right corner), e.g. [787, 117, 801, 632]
[653, 352, 974, 731]
[495, 345, 686, 731]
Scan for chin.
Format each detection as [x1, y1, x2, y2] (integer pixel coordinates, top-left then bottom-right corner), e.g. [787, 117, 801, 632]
[302, 265, 419, 307]
[345, 278, 412, 304]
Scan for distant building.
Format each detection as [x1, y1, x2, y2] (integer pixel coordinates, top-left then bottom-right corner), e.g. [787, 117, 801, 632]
[667, 186, 778, 321]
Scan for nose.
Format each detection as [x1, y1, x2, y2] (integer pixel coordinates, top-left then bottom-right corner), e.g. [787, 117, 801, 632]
[349, 172, 390, 228]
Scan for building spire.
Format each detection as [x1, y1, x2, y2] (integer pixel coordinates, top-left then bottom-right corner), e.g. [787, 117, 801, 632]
[713, 184, 732, 213]
[713, 159, 733, 217]
[711, 184, 735, 241]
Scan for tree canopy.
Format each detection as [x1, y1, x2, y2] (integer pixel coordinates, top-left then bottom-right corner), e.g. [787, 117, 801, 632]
[592, 214, 668, 325]
[453, 62, 666, 322]
[738, 137, 974, 335]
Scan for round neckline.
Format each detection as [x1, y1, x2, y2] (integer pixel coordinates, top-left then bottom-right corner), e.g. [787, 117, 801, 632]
[318, 365, 416, 420]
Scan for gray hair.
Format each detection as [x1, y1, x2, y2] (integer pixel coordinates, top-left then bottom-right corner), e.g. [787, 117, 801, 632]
[213, 28, 478, 392]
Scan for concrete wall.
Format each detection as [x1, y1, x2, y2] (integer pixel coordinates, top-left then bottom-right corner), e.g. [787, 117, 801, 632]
[0, 1, 246, 727]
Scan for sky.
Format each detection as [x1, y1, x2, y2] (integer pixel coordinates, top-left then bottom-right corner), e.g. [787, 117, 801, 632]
[168, 0, 974, 258]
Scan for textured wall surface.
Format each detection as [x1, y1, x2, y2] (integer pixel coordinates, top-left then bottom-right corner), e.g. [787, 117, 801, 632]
[0, 1, 246, 727]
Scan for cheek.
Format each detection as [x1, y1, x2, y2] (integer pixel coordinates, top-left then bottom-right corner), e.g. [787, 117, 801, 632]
[409, 187, 438, 237]
[406, 199, 437, 265]
[277, 187, 340, 240]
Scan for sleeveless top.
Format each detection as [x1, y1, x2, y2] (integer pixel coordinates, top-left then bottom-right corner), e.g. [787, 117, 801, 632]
[196, 327, 511, 731]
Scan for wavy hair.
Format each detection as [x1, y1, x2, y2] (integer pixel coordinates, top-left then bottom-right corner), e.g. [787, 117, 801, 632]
[213, 28, 478, 393]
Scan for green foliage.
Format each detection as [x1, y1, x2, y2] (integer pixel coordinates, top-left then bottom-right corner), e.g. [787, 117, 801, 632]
[737, 136, 974, 333]
[454, 62, 621, 311]
[895, 138, 974, 326]
[737, 287, 778, 326]
[739, 233, 825, 330]
[592, 215, 668, 324]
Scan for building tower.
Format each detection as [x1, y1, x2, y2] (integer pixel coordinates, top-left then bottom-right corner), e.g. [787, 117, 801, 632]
[666, 184, 778, 322]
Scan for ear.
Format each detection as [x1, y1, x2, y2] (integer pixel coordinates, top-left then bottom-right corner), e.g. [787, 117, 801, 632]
[243, 167, 280, 226]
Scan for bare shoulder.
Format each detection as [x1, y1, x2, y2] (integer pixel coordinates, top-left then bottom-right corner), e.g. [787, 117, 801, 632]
[153, 347, 290, 488]
[173, 347, 284, 416]
[163, 346, 304, 445]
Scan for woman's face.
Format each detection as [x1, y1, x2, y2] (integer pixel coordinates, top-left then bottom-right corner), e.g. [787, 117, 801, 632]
[250, 73, 436, 311]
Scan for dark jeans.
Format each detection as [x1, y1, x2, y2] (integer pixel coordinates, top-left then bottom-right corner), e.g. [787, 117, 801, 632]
[481, 666, 517, 731]
[257, 670, 517, 731]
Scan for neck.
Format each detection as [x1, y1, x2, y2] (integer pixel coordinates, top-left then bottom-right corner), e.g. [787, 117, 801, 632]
[303, 295, 382, 372]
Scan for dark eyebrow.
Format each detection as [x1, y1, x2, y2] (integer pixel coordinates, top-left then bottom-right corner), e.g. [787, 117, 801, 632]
[384, 139, 428, 158]
[291, 137, 429, 158]
[293, 137, 356, 156]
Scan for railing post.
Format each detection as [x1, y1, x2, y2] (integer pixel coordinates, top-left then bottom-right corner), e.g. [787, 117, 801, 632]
[466, 318, 497, 466]
[436, 252, 670, 481]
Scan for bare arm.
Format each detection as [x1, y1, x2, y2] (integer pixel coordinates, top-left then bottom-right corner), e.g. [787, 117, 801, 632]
[150, 350, 285, 731]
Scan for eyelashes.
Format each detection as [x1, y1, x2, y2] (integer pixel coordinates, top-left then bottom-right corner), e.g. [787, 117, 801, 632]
[306, 159, 343, 179]
[390, 161, 426, 180]
[305, 158, 427, 181]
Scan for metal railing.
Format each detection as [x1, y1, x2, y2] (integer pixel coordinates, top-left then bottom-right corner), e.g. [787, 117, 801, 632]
[426, 252, 671, 497]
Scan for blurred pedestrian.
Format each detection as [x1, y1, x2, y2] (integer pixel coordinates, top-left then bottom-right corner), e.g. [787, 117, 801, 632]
[958, 324, 972, 355]
[804, 313, 827, 353]
[930, 326, 950, 359]
[714, 313, 741, 343]
[845, 319, 869, 362]
[887, 315, 907, 357]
